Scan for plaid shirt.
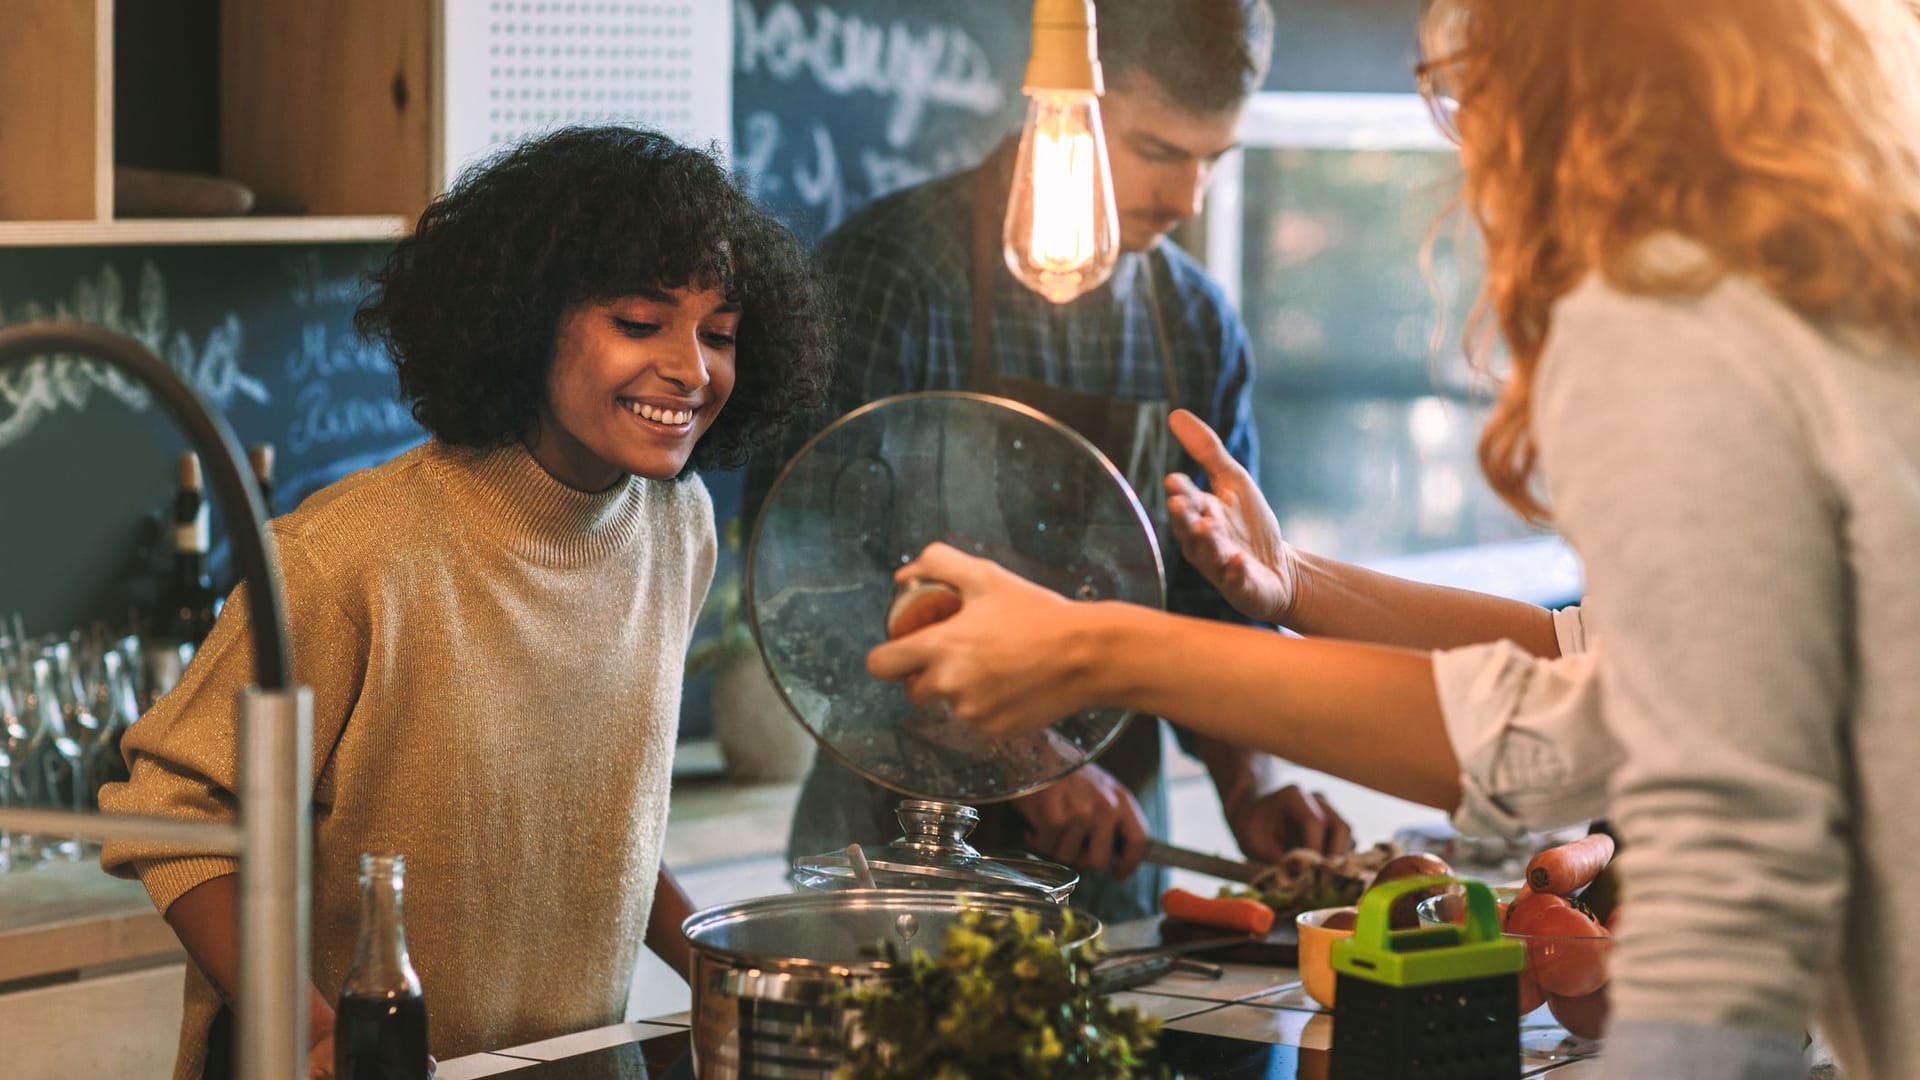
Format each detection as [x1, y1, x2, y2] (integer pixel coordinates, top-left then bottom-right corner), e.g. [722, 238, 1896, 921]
[752, 158, 1260, 628]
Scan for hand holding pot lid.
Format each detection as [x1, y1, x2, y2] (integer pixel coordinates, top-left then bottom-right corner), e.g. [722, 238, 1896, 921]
[869, 542, 1114, 738]
[748, 391, 1163, 804]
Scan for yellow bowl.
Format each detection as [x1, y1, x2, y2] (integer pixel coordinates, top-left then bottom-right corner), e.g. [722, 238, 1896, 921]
[1295, 905, 1358, 1010]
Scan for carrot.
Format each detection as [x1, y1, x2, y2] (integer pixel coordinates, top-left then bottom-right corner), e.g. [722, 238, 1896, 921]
[1160, 888, 1276, 936]
[1526, 834, 1616, 895]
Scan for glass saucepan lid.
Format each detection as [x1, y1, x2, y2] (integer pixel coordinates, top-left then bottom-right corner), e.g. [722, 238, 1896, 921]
[746, 391, 1166, 807]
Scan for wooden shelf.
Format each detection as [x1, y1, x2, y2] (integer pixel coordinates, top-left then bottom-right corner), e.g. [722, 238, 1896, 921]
[1, 0, 437, 246]
[0, 215, 409, 247]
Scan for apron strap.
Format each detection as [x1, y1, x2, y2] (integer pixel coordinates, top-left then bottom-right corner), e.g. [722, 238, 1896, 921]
[971, 148, 1182, 415]
[969, 161, 1004, 393]
[1140, 249, 1182, 414]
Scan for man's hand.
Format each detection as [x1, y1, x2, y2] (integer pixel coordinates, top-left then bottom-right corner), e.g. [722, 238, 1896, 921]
[1225, 783, 1352, 863]
[1010, 764, 1151, 878]
[1164, 409, 1299, 624]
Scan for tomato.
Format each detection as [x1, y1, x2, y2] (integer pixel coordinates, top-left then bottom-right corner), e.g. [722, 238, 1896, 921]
[1507, 901, 1608, 998]
[1502, 891, 1572, 934]
[1546, 987, 1610, 1040]
[1517, 969, 1546, 1015]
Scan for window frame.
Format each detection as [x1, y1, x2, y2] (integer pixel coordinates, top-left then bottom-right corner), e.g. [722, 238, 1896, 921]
[1205, 92, 1582, 608]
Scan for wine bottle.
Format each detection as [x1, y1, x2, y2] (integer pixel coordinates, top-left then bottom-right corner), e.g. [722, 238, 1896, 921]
[159, 452, 217, 649]
[336, 852, 431, 1080]
[248, 443, 275, 516]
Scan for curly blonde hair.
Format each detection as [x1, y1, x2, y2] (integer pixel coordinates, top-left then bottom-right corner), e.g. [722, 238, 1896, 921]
[1423, 0, 1920, 521]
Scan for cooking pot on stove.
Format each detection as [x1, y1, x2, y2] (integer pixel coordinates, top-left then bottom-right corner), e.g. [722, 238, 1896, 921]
[679, 393, 1163, 1077]
[684, 889, 1099, 1080]
[744, 391, 1167, 902]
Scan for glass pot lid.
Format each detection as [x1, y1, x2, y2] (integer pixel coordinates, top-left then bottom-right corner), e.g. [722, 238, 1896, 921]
[746, 391, 1166, 806]
[790, 800, 1081, 903]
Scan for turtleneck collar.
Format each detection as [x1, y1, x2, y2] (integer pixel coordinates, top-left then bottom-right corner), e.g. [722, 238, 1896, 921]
[426, 439, 651, 567]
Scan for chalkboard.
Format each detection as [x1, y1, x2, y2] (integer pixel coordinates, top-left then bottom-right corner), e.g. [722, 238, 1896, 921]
[0, 245, 417, 636]
[731, 0, 1030, 245]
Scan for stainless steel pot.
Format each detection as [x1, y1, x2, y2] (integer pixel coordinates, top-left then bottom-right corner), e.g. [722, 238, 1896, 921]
[683, 889, 1100, 1079]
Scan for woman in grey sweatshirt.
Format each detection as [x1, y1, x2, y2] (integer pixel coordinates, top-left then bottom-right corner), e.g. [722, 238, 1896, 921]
[865, 1, 1920, 1077]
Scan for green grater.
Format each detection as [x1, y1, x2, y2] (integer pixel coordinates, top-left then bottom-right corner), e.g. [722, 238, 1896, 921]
[1329, 875, 1525, 1079]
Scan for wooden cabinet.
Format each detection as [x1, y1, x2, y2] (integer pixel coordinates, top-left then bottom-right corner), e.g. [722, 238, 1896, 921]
[0, 0, 112, 224]
[222, 0, 437, 220]
[0, 0, 417, 246]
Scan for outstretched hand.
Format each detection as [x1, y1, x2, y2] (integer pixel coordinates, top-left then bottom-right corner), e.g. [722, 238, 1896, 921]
[866, 543, 1104, 738]
[1164, 409, 1299, 625]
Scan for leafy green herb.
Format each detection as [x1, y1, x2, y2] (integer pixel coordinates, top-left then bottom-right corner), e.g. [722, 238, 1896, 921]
[821, 908, 1174, 1080]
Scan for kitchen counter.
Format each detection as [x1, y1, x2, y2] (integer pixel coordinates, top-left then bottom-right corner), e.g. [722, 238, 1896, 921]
[432, 917, 1605, 1080]
[0, 856, 183, 985]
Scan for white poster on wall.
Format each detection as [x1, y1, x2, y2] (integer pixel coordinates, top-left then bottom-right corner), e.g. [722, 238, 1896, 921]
[440, 0, 733, 188]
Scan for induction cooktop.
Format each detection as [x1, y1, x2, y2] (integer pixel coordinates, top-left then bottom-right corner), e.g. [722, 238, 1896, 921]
[491, 1025, 1333, 1079]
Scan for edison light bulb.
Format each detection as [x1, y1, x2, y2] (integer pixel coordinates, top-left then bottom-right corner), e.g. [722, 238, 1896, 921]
[1003, 0, 1119, 305]
[1004, 91, 1119, 304]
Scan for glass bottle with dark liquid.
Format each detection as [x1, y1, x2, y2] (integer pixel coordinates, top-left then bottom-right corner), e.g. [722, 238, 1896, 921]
[336, 852, 430, 1079]
[159, 451, 218, 648]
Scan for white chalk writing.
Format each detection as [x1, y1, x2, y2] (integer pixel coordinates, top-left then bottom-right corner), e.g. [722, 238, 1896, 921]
[734, 1, 1010, 232]
[285, 321, 390, 382]
[736, 0, 1004, 149]
[0, 263, 269, 449]
[285, 380, 417, 456]
[287, 251, 372, 308]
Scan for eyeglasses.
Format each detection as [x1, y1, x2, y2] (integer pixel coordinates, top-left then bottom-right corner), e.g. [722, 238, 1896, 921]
[1414, 57, 1463, 146]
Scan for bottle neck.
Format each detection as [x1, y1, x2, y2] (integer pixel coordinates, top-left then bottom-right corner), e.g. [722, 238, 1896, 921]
[346, 858, 421, 998]
[173, 487, 209, 555]
[171, 549, 209, 586]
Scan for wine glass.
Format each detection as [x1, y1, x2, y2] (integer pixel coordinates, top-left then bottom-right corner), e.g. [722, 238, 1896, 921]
[0, 675, 43, 870]
[24, 657, 85, 860]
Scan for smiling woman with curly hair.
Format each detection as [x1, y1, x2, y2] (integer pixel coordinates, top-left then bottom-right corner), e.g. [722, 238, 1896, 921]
[100, 126, 837, 1080]
[358, 125, 835, 474]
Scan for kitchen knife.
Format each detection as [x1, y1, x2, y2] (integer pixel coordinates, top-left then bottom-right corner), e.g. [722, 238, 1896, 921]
[1141, 839, 1281, 888]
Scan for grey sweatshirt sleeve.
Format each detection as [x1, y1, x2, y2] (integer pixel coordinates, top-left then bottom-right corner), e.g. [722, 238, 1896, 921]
[1431, 613, 1619, 839]
[1533, 278, 1851, 1060]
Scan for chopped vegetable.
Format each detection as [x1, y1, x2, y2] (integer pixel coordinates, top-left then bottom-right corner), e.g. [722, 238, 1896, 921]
[1216, 841, 1402, 922]
[1160, 888, 1276, 935]
[822, 908, 1173, 1080]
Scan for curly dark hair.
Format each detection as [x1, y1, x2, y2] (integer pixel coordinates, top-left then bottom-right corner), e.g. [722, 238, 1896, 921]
[356, 126, 836, 473]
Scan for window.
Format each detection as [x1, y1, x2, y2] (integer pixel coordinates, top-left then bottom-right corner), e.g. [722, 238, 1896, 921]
[1206, 93, 1579, 604]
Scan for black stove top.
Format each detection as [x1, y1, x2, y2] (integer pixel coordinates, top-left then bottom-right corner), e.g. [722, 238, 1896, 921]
[493, 1026, 1331, 1079]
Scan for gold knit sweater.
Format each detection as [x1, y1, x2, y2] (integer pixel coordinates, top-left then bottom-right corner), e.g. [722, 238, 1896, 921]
[98, 439, 715, 1079]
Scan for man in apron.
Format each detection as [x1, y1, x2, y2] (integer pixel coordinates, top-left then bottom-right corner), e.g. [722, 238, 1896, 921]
[758, 0, 1351, 923]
